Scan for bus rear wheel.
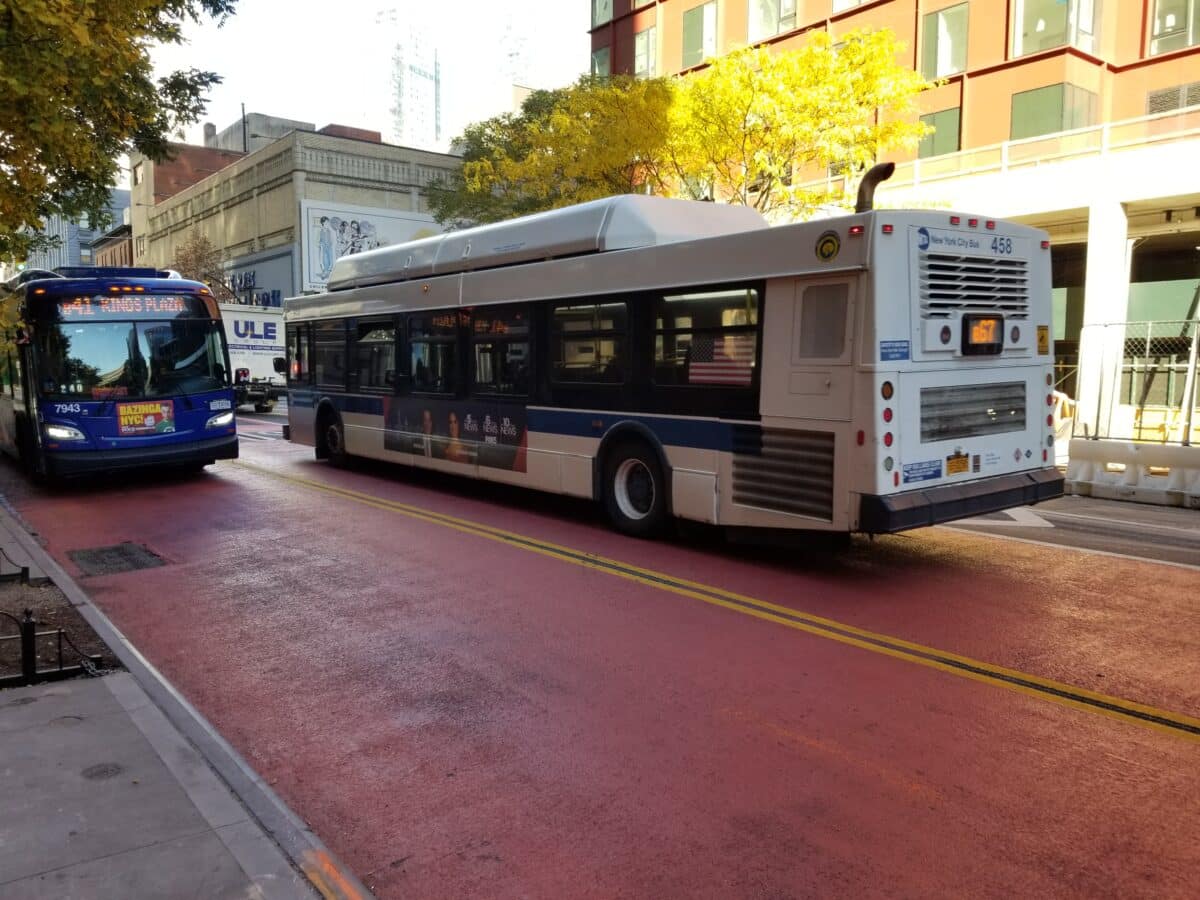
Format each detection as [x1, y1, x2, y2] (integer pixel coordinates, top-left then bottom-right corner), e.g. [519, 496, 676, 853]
[603, 441, 667, 538]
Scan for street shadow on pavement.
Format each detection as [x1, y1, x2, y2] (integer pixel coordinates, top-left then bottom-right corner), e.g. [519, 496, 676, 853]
[334, 455, 949, 583]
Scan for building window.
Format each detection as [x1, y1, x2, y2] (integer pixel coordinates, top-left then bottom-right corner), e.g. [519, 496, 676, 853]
[135, 236, 145, 256]
[132, 163, 144, 186]
[592, 0, 613, 28]
[921, 3, 968, 79]
[591, 46, 611, 77]
[682, 1, 718, 69]
[748, 0, 797, 43]
[1011, 83, 1097, 140]
[1012, 0, 1098, 57]
[1151, 0, 1200, 54]
[634, 26, 657, 77]
[919, 107, 962, 158]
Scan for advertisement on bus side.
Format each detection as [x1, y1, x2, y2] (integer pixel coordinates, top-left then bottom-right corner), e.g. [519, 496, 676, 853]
[382, 398, 527, 472]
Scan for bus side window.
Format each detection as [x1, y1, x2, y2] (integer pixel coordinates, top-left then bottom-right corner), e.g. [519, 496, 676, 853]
[550, 301, 627, 384]
[314, 321, 346, 389]
[288, 324, 312, 385]
[653, 286, 759, 387]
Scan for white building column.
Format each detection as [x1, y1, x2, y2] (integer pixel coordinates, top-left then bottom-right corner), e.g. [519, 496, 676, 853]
[1076, 198, 1131, 438]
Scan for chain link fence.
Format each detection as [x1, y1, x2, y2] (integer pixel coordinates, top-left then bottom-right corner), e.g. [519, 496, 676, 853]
[1073, 320, 1200, 445]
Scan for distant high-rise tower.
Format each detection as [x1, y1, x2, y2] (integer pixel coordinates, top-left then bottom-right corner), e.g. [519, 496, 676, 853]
[390, 21, 442, 151]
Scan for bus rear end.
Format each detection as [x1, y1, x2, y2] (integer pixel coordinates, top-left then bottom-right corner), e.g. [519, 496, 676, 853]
[856, 213, 1063, 532]
[24, 275, 238, 477]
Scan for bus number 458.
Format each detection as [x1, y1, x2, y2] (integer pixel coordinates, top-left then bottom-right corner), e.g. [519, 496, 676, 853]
[991, 237, 1014, 255]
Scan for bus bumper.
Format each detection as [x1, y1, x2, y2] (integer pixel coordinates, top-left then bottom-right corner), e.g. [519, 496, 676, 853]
[858, 469, 1064, 534]
[46, 434, 239, 477]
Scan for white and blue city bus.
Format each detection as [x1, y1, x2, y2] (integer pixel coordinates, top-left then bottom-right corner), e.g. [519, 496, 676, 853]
[0, 267, 238, 479]
[278, 165, 1063, 538]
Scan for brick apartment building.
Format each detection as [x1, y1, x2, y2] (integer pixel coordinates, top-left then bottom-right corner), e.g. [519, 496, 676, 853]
[589, 0, 1200, 437]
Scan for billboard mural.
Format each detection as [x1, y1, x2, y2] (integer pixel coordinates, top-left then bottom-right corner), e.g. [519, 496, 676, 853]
[383, 398, 527, 472]
[300, 200, 441, 292]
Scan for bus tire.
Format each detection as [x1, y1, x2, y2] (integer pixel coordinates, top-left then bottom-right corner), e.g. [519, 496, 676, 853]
[254, 402, 274, 413]
[319, 410, 349, 468]
[603, 441, 667, 538]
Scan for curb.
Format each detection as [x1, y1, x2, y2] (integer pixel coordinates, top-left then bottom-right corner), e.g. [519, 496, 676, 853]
[0, 502, 374, 900]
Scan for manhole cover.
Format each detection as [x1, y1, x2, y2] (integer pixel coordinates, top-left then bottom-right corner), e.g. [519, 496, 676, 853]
[68, 543, 166, 576]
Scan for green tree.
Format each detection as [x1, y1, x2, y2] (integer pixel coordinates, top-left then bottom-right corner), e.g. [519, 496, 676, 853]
[0, 1, 237, 261]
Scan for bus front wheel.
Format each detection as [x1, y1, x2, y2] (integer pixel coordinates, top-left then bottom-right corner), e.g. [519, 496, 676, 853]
[603, 441, 667, 538]
[318, 411, 349, 468]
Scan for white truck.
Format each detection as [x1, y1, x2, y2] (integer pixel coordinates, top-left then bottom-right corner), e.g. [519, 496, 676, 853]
[220, 303, 285, 412]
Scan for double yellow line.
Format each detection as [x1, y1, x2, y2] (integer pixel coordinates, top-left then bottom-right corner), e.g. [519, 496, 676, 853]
[236, 460, 1200, 744]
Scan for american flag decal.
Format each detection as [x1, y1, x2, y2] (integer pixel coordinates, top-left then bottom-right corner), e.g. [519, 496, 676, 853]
[688, 333, 755, 386]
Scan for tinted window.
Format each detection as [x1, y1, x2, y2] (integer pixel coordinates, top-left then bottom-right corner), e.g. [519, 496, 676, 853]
[314, 321, 346, 388]
[287, 325, 310, 385]
[353, 320, 396, 391]
[472, 306, 530, 396]
[551, 302, 627, 384]
[654, 288, 758, 387]
[410, 312, 461, 395]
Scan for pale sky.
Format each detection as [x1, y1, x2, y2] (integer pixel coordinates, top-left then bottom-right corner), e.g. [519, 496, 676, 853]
[150, 0, 591, 152]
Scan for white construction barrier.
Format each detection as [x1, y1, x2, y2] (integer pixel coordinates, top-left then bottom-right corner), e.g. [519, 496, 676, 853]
[1065, 438, 1200, 508]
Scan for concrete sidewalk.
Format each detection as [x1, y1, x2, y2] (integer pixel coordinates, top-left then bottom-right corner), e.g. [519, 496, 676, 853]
[0, 673, 316, 899]
[0, 503, 371, 900]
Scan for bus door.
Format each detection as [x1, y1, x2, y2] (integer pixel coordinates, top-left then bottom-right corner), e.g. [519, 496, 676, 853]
[759, 278, 856, 422]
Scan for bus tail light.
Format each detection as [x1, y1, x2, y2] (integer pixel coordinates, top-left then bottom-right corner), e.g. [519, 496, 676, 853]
[1041, 240, 1051, 249]
[1046, 414, 1054, 427]
[881, 224, 893, 234]
[950, 216, 961, 225]
[849, 225, 865, 236]
[968, 218, 978, 228]
[883, 432, 894, 447]
[894, 471, 900, 487]
[235, 367, 250, 384]
[857, 430, 865, 446]
[883, 408, 893, 422]
[881, 381, 894, 400]
[1043, 450, 1049, 462]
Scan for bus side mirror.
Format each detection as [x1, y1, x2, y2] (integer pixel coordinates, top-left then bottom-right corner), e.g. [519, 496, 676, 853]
[273, 357, 287, 375]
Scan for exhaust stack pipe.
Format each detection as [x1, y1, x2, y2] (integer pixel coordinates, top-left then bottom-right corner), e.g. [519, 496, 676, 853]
[855, 162, 895, 213]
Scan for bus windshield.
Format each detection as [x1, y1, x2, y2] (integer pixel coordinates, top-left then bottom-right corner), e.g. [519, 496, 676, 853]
[35, 318, 228, 400]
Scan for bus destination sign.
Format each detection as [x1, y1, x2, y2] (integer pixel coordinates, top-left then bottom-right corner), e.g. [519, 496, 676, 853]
[56, 295, 206, 320]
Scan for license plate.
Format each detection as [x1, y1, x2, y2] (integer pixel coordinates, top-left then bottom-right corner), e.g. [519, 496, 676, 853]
[946, 453, 969, 475]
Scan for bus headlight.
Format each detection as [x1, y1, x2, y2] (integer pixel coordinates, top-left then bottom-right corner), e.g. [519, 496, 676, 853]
[44, 424, 86, 442]
[206, 411, 235, 429]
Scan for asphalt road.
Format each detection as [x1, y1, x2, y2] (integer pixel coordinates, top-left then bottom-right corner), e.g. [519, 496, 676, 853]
[0, 433, 1195, 898]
